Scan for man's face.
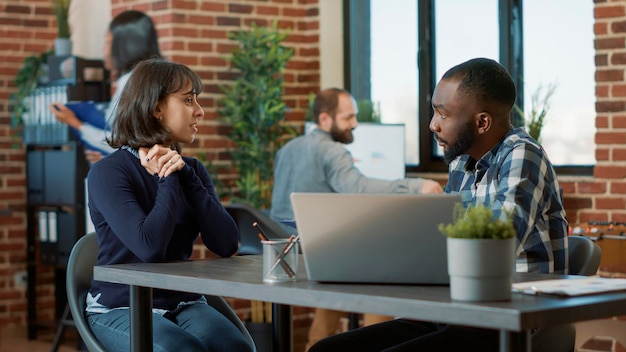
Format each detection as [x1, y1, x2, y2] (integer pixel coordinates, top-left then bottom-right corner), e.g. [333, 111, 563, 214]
[330, 94, 358, 144]
[429, 79, 476, 164]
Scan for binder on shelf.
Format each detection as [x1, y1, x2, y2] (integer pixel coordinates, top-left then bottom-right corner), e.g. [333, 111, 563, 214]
[39, 210, 57, 264]
[48, 212, 58, 243]
[37, 211, 48, 242]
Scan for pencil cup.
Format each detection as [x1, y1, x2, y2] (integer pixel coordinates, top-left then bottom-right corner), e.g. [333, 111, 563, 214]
[262, 239, 298, 283]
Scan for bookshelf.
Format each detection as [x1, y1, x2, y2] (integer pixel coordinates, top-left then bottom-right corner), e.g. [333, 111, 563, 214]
[25, 55, 109, 339]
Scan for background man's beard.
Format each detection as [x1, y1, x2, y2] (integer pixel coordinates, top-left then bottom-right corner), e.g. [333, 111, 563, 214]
[331, 125, 354, 144]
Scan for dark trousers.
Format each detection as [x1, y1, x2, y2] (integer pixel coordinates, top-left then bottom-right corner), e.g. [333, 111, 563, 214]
[309, 319, 576, 352]
[308, 319, 499, 352]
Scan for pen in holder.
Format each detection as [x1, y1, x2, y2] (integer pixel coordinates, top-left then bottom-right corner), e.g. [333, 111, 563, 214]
[262, 236, 299, 283]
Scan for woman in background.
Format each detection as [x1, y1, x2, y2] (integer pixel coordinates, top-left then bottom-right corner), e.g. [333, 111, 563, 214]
[85, 58, 252, 351]
[50, 10, 160, 164]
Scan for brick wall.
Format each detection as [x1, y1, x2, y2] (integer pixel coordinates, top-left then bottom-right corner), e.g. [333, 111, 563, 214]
[3, 0, 626, 346]
[561, 0, 626, 226]
[0, 0, 320, 340]
[0, 0, 57, 327]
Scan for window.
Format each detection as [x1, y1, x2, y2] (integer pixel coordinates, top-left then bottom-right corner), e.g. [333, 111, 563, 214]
[344, 0, 594, 174]
[433, 0, 499, 160]
[522, 0, 595, 166]
[370, 0, 419, 164]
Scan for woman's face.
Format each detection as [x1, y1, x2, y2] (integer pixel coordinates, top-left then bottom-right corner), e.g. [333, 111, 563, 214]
[158, 81, 204, 144]
[103, 31, 113, 71]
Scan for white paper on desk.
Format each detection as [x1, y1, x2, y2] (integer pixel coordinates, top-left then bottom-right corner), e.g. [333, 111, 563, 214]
[512, 277, 626, 296]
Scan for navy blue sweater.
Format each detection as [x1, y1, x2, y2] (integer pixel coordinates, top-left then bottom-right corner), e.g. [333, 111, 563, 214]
[87, 149, 239, 310]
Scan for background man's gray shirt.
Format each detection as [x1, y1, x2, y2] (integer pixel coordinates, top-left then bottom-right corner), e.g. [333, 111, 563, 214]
[270, 128, 427, 221]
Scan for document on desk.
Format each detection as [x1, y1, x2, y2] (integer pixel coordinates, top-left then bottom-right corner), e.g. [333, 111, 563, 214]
[513, 277, 626, 297]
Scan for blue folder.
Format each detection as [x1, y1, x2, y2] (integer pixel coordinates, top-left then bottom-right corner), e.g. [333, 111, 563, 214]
[65, 101, 110, 154]
[279, 219, 297, 229]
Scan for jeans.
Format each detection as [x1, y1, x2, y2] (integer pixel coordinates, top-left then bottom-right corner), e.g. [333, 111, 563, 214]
[87, 302, 252, 352]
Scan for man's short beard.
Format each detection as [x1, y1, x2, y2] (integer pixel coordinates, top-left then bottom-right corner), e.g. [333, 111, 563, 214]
[443, 125, 474, 164]
[330, 122, 354, 144]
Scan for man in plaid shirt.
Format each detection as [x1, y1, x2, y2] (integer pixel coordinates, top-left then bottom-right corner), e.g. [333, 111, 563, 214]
[310, 58, 570, 352]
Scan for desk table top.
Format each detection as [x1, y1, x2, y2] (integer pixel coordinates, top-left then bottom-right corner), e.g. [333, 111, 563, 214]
[94, 255, 626, 332]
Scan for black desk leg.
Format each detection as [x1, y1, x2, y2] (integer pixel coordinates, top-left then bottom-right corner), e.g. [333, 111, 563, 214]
[272, 303, 292, 352]
[500, 330, 531, 352]
[130, 285, 153, 352]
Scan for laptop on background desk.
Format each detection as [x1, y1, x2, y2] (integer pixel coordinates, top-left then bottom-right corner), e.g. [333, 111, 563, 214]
[290, 193, 461, 285]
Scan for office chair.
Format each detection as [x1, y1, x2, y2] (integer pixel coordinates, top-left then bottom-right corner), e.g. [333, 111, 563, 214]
[567, 235, 602, 276]
[66, 232, 106, 352]
[531, 235, 602, 352]
[66, 232, 257, 352]
[225, 202, 291, 255]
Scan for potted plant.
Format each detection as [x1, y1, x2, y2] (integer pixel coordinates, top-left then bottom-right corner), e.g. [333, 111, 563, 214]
[438, 203, 516, 301]
[219, 21, 296, 209]
[513, 82, 557, 143]
[218, 22, 295, 349]
[356, 99, 381, 123]
[51, 0, 72, 56]
[10, 50, 52, 143]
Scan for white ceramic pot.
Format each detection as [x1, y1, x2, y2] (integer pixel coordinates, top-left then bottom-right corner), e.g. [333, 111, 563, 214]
[447, 237, 515, 302]
[54, 37, 72, 56]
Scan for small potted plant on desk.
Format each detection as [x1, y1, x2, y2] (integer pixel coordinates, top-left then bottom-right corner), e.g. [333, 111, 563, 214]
[439, 203, 516, 302]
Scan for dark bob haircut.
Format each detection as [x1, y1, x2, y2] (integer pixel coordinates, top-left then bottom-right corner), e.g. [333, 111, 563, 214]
[108, 58, 203, 150]
[109, 10, 161, 75]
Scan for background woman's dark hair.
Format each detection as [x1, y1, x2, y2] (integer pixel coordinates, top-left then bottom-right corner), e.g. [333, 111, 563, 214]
[109, 10, 161, 74]
[312, 88, 351, 123]
[108, 58, 203, 151]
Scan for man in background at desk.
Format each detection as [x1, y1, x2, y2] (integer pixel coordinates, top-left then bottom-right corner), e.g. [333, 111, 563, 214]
[269, 88, 443, 350]
[309, 59, 569, 351]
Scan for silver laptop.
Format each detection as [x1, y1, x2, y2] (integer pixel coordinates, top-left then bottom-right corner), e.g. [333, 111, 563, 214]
[290, 192, 461, 284]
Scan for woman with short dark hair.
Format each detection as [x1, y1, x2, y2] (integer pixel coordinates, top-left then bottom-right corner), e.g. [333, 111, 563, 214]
[85, 58, 251, 352]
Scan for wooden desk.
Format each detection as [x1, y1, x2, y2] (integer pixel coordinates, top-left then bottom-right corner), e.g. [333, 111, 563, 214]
[94, 255, 626, 352]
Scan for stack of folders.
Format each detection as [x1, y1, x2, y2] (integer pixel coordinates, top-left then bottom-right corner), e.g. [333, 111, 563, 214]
[512, 277, 626, 297]
[23, 86, 69, 144]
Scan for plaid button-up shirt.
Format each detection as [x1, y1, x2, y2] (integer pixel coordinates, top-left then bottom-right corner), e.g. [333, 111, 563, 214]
[445, 127, 568, 274]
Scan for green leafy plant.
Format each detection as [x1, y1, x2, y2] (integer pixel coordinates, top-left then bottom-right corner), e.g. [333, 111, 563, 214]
[514, 83, 557, 143]
[356, 100, 380, 123]
[305, 92, 316, 121]
[219, 21, 296, 209]
[438, 203, 515, 239]
[52, 0, 71, 38]
[11, 50, 52, 129]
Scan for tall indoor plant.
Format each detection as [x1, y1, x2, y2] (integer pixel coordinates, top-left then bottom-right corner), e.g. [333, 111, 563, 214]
[52, 0, 72, 56]
[439, 203, 516, 301]
[219, 22, 295, 209]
